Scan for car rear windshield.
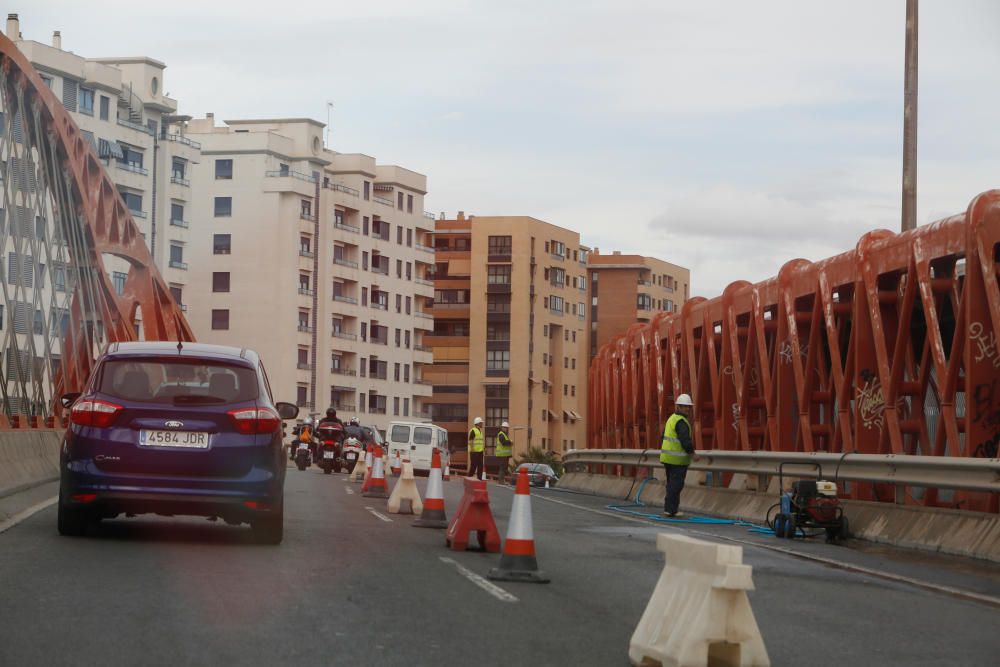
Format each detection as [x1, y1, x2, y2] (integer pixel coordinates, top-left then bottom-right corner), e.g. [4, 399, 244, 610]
[96, 358, 259, 404]
[412, 427, 432, 445]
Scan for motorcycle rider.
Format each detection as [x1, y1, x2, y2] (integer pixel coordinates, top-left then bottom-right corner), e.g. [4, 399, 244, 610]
[299, 416, 317, 460]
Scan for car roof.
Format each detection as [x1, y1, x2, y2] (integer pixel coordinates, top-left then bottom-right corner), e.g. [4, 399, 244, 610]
[103, 341, 259, 366]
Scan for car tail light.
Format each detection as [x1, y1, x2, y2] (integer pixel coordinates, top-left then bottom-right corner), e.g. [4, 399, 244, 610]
[71, 493, 98, 503]
[70, 399, 123, 428]
[228, 408, 281, 435]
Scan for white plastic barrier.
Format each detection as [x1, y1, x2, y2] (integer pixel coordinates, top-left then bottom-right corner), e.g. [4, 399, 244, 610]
[387, 460, 423, 515]
[629, 534, 769, 667]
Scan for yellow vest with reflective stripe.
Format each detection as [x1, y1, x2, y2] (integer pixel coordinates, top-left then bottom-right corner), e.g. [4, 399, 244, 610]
[495, 430, 512, 457]
[469, 426, 485, 453]
[660, 414, 692, 465]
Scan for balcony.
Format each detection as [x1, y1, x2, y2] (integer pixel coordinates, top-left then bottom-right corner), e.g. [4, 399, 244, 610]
[324, 182, 360, 197]
[169, 260, 187, 270]
[414, 243, 434, 254]
[117, 162, 149, 176]
[298, 287, 316, 297]
[266, 169, 317, 183]
[334, 257, 358, 269]
[170, 218, 189, 229]
[638, 279, 652, 286]
[368, 406, 388, 414]
[487, 282, 512, 294]
[331, 385, 354, 393]
[333, 403, 356, 412]
[117, 117, 153, 135]
[488, 253, 512, 263]
[334, 294, 358, 305]
[413, 345, 431, 352]
[127, 207, 145, 220]
[423, 211, 436, 220]
[331, 367, 357, 376]
[550, 252, 565, 261]
[414, 311, 433, 319]
[297, 363, 311, 370]
[300, 212, 317, 222]
[371, 336, 389, 346]
[170, 175, 190, 187]
[414, 378, 432, 385]
[373, 195, 393, 207]
[299, 249, 315, 258]
[414, 277, 433, 286]
[335, 221, 360, 234]
[371, 302, 388, 311]
[332, 330, 358, 340]
[297, 325, 314, 333]
[163, 133, 202, 149]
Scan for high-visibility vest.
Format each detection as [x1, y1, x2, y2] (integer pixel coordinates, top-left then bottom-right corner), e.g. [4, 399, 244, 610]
[660, 414, 692, 465]
[495, 430, 512, 457]
[469, 426, 485, 453]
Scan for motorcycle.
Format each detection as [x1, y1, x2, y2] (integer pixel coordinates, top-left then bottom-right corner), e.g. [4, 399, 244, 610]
[341, 436, 363, 474]
[316, 424, 345, 474]
[294, 440, 312, 471]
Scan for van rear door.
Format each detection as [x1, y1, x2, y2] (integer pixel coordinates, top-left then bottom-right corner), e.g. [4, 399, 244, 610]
[410, 425, 435, 471]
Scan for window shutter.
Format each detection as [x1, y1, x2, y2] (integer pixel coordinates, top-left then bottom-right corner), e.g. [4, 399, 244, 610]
[62, 79, 78, 112]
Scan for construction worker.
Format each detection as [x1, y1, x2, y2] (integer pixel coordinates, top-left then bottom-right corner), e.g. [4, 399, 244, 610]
[468, 417, 485, 479]
[660, 394, 695, 517]
[495, 421, 513, 485]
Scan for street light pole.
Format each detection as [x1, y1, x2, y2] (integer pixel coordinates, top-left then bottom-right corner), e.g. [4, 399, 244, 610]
[901, 0, 918, 232]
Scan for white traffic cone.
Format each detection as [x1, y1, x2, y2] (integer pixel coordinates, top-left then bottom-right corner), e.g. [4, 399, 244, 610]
[488, 467, 549, 583]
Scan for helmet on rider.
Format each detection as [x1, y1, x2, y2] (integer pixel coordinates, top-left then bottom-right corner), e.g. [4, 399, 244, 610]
[349, 416, 360, 426]
[326, 407, 338, 420]
[303, 416, 314, 426]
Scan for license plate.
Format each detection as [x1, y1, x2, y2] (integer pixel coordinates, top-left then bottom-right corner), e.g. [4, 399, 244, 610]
[323, 451, 335, 459]
[346, 452, 357, 460]
[140, 430, 209, 449]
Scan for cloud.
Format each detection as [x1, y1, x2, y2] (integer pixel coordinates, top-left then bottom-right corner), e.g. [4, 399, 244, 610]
[441, 111, 464, 121]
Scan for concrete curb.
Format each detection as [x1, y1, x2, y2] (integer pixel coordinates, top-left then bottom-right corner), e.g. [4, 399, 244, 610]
[558, 471, 1000, 563]
[0, 430, 64, 500]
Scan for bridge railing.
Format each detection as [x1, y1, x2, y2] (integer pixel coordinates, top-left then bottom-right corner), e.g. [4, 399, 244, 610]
[563, 449, 1000, 500]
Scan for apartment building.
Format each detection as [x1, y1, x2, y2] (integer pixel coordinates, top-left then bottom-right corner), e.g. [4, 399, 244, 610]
[587, 251, 689, 358]
[427, 213, 589, 459]
[184, 116, 435, 434]
[8, 16, 200, 302]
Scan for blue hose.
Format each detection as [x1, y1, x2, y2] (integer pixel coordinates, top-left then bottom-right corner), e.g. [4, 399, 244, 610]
[605, 476, 774, 530]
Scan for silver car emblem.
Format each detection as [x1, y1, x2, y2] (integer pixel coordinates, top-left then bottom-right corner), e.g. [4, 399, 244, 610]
[164, 420, 184, 429]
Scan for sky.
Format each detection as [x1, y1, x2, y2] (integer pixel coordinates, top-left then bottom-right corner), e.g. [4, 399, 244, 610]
[19, 0, 1000, 297]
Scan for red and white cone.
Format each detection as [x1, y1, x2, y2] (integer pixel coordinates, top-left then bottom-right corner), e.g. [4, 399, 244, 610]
[488, 468, 549, 583]
[362, 445, 389, 498]
[390, 449, 401, 477]
[413, 448, 448, 528]
[443, 462, 450, 481]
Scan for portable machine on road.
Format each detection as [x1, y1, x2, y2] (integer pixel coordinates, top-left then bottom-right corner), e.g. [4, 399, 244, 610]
[769, 462, 848, 542]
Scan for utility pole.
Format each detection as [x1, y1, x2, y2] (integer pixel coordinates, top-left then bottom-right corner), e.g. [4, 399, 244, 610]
[901, 0, 918, 232]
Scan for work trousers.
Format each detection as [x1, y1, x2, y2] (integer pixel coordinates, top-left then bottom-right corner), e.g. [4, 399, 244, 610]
[468, 451, 485, 479]
[496, 456, 511, 485]
[663, 463, 688, 514]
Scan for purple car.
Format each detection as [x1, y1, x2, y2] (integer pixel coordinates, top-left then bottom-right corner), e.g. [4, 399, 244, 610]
[58, 342, 298, 543]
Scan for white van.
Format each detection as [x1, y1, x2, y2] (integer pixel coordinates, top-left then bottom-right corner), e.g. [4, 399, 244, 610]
[387, 421, 450, 475]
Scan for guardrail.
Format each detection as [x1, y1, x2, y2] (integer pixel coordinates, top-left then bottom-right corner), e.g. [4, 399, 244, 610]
[562, 449, 1000, 496]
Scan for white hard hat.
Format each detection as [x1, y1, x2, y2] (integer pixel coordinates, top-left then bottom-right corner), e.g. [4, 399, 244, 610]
[675, 394, 693, 407]
[501, 421, 509, 428]
[474, 417, 483, 425]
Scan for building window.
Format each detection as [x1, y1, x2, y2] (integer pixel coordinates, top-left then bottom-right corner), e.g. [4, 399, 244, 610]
[120, 190, 143, 214]
[363, 216, 369, 235]
[405, 296, 411, 315]
[487, 265, 511, 284]
[214, 197, 232, 217]
[112, 271, 126, 295]
[214, 234, 231, 254]
[486, 350, 510, 371]
[407, 194, 413, 213]
[211, 309, 230, 330]
[486, 323, 510, 341]
[363, 181, 370, 201]
[99, 95, 110, 120]
[397, 191, 404, 210]
[487, 294, 511, 313]
[215, 159, 233, 179]
[550, 295, 564, 314]
[212, 272, 230, 292]
[394, 363, 401, 382]
[405, 330, 411, 348]
[404, 365, 410, 382]
[171, 202, 184, 225]
[488, 236, 512, 256]
[397, 226, 403, 245]
[403, 398, 409, 417]
[297, 385, 308, 407]
[394, 397, 400, 416]
[169, 244, 186, 269]
[170, 286, 183, 306]
[79, 88, 95, 115]
[407, 229, 412, 247]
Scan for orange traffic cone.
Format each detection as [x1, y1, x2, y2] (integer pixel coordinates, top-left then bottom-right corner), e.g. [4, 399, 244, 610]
[443, 461, 450, 481]
[414, 448, 448, 528]
[390, 449, 401, 477]
[488, 468, 549, 583]
[362, 445, 389, 498]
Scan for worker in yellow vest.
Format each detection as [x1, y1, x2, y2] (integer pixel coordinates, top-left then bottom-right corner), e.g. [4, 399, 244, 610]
[495, 421, 513, 485]
[468, 417, 486, 479]
[660, 394, 695, 517]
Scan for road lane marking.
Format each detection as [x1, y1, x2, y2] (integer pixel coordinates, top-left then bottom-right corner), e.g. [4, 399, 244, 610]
[365, 506, 392, 522]
[439, 557, 518, 603]
[533, 493, 1000, 609]
[0, 496, 58, 535]
[345, 487, 354, 495]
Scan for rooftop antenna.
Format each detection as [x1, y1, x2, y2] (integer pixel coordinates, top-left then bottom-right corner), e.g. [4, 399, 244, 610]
[325, 101, 334, 147]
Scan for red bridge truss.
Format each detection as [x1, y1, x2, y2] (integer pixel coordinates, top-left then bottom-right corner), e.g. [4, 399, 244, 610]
[0, 33, 193, 422]
[589, 191, 1000, 512]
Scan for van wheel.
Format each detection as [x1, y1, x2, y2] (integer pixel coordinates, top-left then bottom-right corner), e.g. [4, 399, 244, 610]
[251, 501, 283, 545]
[57, 490, 89, 537]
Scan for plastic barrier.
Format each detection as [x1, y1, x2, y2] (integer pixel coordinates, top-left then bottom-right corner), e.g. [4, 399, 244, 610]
[445, 478, 501, 552]
[388, 459, 423, 515]
[629, 534, 769, 667]
[350, 451, 368, 483]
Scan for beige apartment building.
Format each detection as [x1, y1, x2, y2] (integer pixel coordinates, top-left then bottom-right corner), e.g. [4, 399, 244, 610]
[587, 251, 689, 358]
[8, 15, 200, 317]
[427, 213, 589, 460]
[184, 116, 435, 433]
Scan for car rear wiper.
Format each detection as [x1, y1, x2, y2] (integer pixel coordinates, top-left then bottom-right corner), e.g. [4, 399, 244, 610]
[172, 394, 227, 404]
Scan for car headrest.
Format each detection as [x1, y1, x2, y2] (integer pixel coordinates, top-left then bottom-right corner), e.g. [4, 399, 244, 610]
[120, 369, 152, 400]
[209, 373, 238, 401]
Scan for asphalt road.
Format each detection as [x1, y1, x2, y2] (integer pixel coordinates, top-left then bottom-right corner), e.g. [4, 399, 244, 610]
[0, 467, 997, 666]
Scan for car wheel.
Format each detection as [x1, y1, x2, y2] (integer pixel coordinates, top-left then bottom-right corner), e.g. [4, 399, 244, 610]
[57, 490, 89, 537]
[251, 501, 284, 545]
